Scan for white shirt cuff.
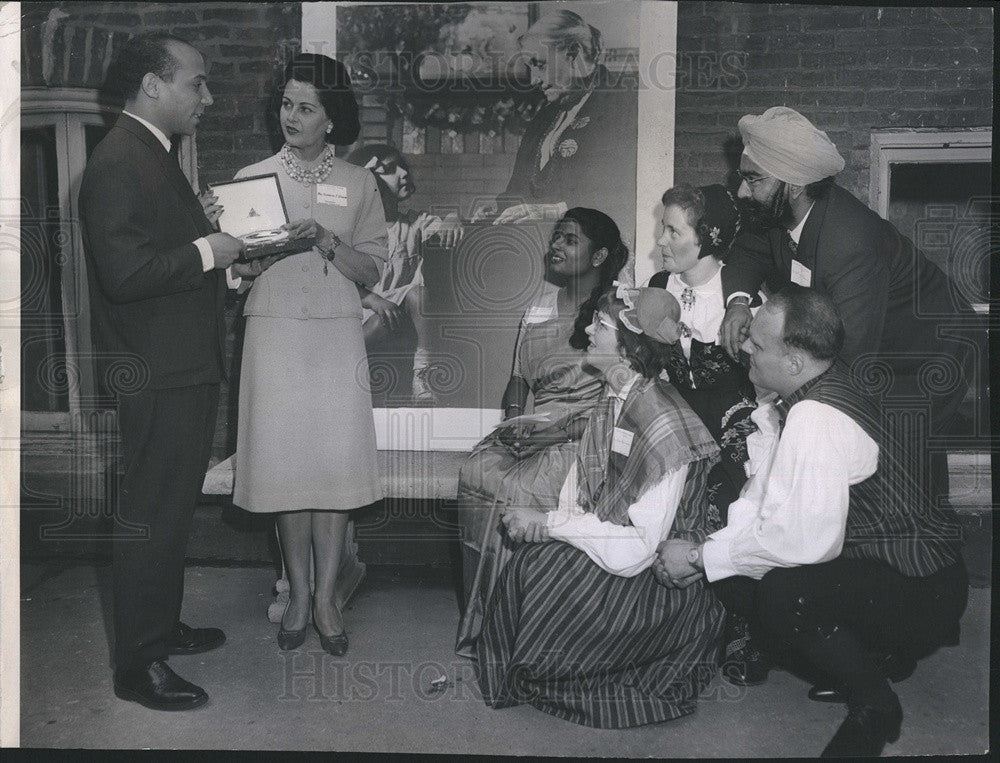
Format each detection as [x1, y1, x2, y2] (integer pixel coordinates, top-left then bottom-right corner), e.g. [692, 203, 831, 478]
[726, 292, 752, 307]
[225, 267, 242, 290]
[701, 535, 739, 582]
[194, 237, 214, 273]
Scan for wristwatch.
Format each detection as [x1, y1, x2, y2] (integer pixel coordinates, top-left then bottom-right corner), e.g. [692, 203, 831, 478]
[687, 544, 704, 571]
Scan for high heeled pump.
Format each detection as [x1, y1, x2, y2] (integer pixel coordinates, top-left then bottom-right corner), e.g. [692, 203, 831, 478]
[313, 598, 348, 656]
[277, 624, 307, 651]
[317, 629, 349, 657]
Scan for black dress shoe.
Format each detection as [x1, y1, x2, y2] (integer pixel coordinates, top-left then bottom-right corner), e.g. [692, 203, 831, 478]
[821, 692, 903, 757]
[318, 630, 349, 657]
[166, 621, 226, 655]
[721, 645, 770, 686]
[808, 651, 918, 704]
[113, 659, 208, 711]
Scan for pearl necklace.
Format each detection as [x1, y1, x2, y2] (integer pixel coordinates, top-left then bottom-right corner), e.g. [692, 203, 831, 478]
[279, 143, 336, 184]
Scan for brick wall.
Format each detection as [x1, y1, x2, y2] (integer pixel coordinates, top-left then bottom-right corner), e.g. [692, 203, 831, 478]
[673, 2, 994, 202]
[22, 2, 302, 186]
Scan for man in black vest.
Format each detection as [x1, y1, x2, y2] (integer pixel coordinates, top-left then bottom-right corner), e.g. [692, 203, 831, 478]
[656, 286, 967, 757]
[80, 33, 245, 710]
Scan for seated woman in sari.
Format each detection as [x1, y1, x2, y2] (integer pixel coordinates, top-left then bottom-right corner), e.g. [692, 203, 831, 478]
[476, 287, 725, 728]
[455, 208, 629, 657]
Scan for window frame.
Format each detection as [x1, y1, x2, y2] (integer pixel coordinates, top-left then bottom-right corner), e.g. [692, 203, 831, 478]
[20, 87, 200, 433]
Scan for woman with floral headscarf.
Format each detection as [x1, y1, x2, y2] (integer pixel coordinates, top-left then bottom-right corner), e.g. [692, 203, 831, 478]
[650, 183, 765, 685]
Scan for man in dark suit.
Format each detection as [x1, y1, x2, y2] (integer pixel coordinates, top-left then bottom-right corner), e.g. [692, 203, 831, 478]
[80, 33, 244, 710]
[718, 106, 975, 515]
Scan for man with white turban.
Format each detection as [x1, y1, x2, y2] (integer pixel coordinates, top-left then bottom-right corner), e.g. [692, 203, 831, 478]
[718, 105, 975, 520]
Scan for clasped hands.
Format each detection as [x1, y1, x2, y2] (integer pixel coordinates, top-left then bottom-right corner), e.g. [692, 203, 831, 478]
[500, 506, 550, 544]
[496, 421, 567, 460]
[651, 539, 704, 589]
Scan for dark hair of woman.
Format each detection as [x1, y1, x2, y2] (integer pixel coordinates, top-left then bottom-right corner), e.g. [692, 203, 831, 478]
[660, 183, 741, 262]
[280, 53, 360, 145]
[345, 143, 411, 222]
[565, 208, 629, 350]
[593, 290, 674, 379]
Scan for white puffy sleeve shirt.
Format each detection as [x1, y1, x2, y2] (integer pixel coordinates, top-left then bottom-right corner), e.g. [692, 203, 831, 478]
[701, 399, 879, 581]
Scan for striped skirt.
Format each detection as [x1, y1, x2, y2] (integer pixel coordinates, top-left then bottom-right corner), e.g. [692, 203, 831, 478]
[476, 541, 725, 728]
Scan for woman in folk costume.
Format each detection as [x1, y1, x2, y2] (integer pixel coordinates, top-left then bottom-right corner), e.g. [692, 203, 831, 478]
[455, 208, 629, 657]
[649, 184, 765, 684]
[476, 286, 725, 728]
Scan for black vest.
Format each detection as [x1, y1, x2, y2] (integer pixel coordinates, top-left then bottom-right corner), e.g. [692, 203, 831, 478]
[778, 367, 962, 577]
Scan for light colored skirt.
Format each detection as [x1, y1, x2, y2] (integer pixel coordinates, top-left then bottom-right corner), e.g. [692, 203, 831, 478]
[233, 316, 383, 513]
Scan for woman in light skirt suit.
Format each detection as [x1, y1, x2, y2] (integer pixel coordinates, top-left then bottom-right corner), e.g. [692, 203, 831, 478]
[231, 54, 388, 656]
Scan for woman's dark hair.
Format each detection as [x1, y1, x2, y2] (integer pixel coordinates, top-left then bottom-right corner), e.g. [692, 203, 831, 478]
[593, 291, 674, 379]
[660, 183, 741, 261]
[345, 143, 411, 221]
[109, 33, 191, 101]
[281, 53, 359, 145]
[565, 208, 629, 350]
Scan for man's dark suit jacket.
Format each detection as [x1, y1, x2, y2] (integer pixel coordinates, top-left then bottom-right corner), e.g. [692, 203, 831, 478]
[722, 183, 973, 379]
[80, 113, 225, 391]
[500, 65, 638, 241]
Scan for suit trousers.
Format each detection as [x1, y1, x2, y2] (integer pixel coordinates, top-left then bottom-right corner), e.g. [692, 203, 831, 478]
[713, 557, 968, 664]
[113, 383, 219, 671]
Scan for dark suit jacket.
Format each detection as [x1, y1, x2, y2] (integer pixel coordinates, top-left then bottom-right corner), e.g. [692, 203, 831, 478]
[722, 183, 973, 378]
[80, 114, 226, 391]
[500, 66, 638, 241]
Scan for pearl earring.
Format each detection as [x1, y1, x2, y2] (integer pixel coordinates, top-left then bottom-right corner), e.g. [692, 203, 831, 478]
[325, 124, 332, 134]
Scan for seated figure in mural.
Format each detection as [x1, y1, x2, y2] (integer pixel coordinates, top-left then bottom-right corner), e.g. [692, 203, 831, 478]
[476, 286, 724, 728]
[346, 143, 462, 402]
[471, 9, 638, 244]
[455, 207, 628, 657]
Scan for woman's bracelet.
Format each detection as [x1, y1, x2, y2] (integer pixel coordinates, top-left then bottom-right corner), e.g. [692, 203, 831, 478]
[317, 232, 342, 260]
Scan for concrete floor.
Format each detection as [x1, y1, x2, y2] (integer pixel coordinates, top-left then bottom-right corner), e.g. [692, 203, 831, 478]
[19, 562, 991, 756]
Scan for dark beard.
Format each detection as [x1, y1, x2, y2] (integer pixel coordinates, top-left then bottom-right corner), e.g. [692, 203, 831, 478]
[741, 183, 795, 230]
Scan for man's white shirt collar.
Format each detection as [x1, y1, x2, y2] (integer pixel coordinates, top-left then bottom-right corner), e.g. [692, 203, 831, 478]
[122, 110, 172, 153]
[788, 201, 815, 245]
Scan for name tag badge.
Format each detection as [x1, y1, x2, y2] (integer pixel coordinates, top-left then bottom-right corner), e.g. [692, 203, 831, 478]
[524, 305, 556, 324]
[611, 427, 634, 457]
[317, 184, 348, 206]
[790, 259, 812, 287]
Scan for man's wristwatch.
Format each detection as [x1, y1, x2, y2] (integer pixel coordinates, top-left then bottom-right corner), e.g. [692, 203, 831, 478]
[727, 295, 751, 309]
[687, 544, 704, 571]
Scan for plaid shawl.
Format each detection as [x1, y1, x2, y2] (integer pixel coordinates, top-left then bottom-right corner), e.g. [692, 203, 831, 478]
[576, 376, 720, 526]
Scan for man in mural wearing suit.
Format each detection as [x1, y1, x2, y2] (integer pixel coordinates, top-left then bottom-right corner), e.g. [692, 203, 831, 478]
[80, 33, 244, 710]
[718, 106, 976, 517]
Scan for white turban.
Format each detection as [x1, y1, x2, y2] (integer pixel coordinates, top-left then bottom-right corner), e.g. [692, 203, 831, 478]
[738, 106, 845, 186]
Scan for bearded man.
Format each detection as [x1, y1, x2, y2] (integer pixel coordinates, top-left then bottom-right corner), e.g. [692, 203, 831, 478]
[717, 106, 977, 514]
